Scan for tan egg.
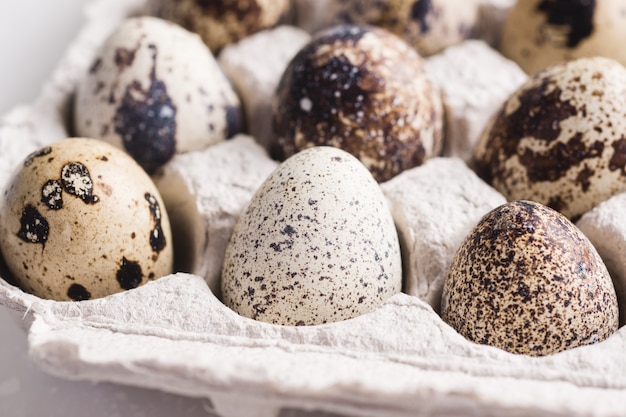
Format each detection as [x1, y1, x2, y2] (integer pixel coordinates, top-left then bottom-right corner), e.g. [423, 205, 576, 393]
[221, 146, 403, 326]
[272, 25, 443, 183]
[325, 0, 480, 56]
[474, 56, 626, 221]
[0, 139, 173, 301]
[442, 200, 618, 356]
[74, 16, 242, 175]
[500, 0, 626, 74]
[146, 0, 292, 53]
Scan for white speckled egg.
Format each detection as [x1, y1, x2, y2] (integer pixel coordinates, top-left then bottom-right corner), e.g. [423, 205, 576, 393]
[0, 138, 173, 301]
[272, 24, 443, 183]
[474, 56, 626, 220]
[147, 0, 292, 52]
[442, 200, 618, 356]
[501, 0, 626, 74]
[221, 146, 402, 325]
[324, 0, 480, 56]
[74, 16, 242, 175]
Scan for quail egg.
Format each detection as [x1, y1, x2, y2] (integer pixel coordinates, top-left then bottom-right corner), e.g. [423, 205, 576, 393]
[146, 0, 292, 53]
[74, 16, 242, 175]
[501, 0, 626, 74]
[272, 24, 443, 183]
[474, 56, 626, 220]
[442, 200, 618, 356]
[324, 0, 480, 56]
[0, 138, 174, 301]
[221, 146, 403, 325]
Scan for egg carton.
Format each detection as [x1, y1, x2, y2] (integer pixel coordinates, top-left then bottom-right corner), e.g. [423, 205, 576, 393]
[1, 0, 626, 416]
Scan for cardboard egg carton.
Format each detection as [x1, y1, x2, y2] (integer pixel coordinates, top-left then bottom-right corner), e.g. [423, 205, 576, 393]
[1, 0, 626, 416]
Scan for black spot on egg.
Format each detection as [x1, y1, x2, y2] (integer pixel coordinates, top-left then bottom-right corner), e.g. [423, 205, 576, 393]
[195, 0, 262, 20]
[114, 46, 137, 69]
[145, 192, 166, 253]
[609, 137, 626, 174]
[24, 146, 52, 167]
[60, 162, 100, 204]
[17, 205, 49, 245]
[113, 44, 177, 174]
[411, 0, 433, 33]
[536, 0, 596, 48]
[41, 179, 63, 210]
[518, 132, 604, 184]
[117, 257, 143, 290]
[67, 283, 92, 301]
[224, 105, 242, 139]
[89, 58, 103, 74]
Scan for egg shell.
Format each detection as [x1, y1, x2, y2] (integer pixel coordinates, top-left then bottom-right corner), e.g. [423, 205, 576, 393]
[442, 200, 619, 356]
[74, 16, 242, 174]
[147, 0, 292, 53]
[0, 138, 173, 301]
[474, 56, 626, 220]
[272, 24, 444, 183]
[324, 0, 481, 56]
[221, 146, 402, 325]
[500, 0, 626, 75]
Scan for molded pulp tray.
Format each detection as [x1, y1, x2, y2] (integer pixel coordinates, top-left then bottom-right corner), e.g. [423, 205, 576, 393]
[1, 1, 626, 416]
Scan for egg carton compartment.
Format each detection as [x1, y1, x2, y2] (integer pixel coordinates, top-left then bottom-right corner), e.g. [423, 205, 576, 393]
[1, 0, 626, 416]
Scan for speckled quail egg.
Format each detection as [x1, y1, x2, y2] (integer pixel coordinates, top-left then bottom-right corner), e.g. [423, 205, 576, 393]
[474, 56, 626, 221]
[74, 16, 242, 175]
[324, 0, 480, 56]
[442, 200, 618, 356]
[0, 138, 174, 301]
[501, 0, 626, 74]
[146, 0, 292, 53]
[221, 146, 403, 326]
[272, 24, 443, 183]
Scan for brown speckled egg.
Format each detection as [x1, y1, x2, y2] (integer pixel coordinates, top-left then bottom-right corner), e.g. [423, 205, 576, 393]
[0, 139, 174, 301]
[272, 25, 443, 183]
[501, 0, 626, 75]
[74, 16, 242, 175]
[441, 200, 618, 356]
[474, 56, 626, 221]
[146, 0, 292, 52]
[221, 146, 402, 326]
[325, 0, 480, 56]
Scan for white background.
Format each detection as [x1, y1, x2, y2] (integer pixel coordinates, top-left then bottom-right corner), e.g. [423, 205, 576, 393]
[0, 1, 213, 416]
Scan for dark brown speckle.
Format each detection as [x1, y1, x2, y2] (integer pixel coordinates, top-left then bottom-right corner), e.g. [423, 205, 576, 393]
[113, 44, 177, 174]
[67, 283, 92, 301]
[17, 205, 49, 246]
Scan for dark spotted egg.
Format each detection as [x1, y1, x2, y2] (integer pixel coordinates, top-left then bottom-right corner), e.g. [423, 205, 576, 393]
[0, 138, 173, 301]
[74, 16, 242, 175]
[442, 200, 618, 356]
[325, 0, 480, 56]
[501, 0, 626, 74]
[221, 146, 402, 326]
[474, 56, 626, 221]
[272, 24, 443, 183]
[147, 0, 292, 52]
